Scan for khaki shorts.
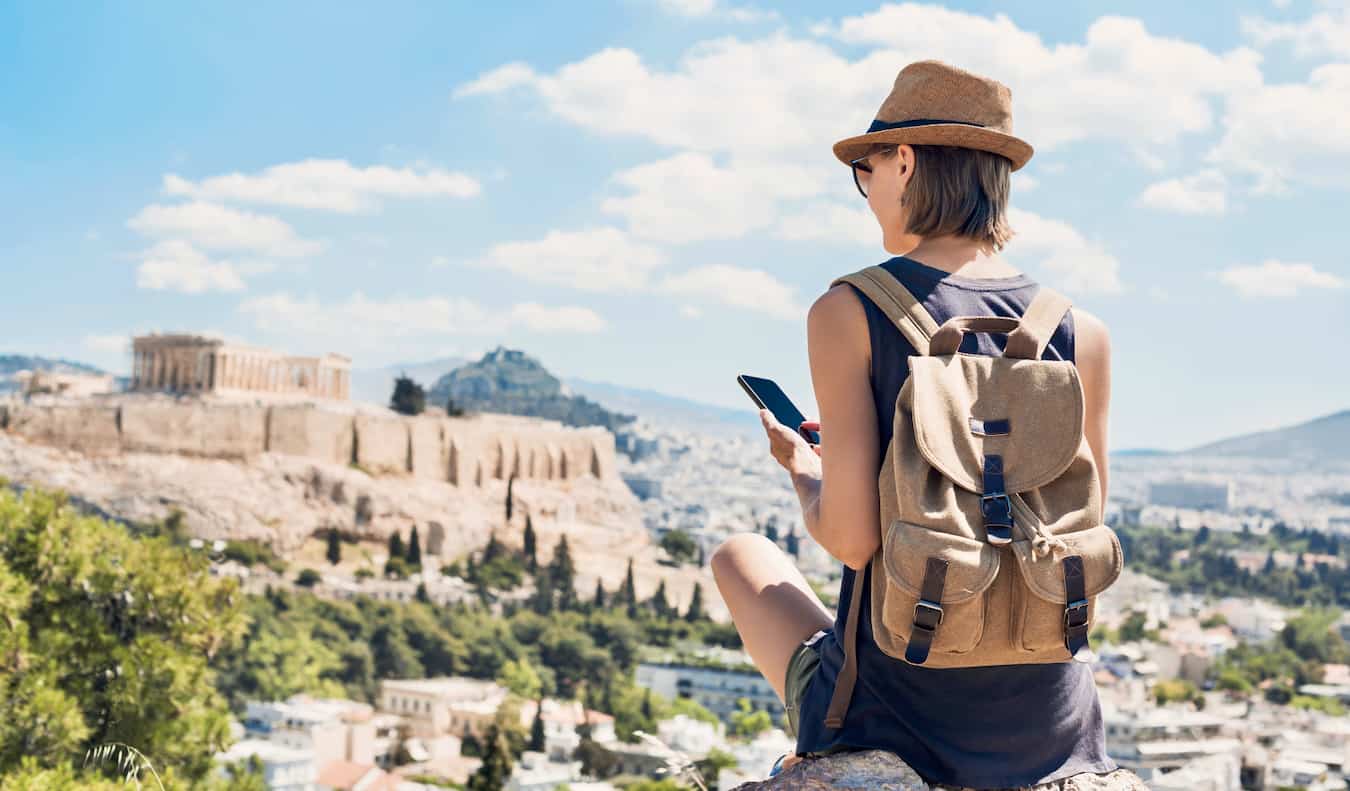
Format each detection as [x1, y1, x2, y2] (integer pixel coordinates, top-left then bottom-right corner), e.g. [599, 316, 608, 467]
[784, 629, 827, 741]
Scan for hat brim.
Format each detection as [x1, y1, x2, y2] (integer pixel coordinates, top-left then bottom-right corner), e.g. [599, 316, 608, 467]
[833, 124, 1034, 172]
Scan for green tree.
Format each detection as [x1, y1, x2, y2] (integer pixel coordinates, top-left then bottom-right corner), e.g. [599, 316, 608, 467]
[523, 515, 537, 572]
[1118, 610, 1153, 643]
[0, 487, 246, 783]
[326, 527, 342, 566]
[498, 658, 544, 700]
[549, 535, 577, 611]
[466, 724, 513, 791]
[388, 530, 405, 563]
[647, 579, 670, 618]
[592, 578, 606, 610]
[407, 525, 422, 568]
[621, 557, 638, 618]
[659, 529, 698, 565]
[729, 697, 772, 738]
[296, 568, 322, 588]
[529, 697, 546, 752]
[390, 374, 426, 416]
[685, 582, 706, 622]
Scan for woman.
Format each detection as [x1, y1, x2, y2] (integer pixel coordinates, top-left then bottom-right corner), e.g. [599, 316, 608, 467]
[710, 61, 1148, 790]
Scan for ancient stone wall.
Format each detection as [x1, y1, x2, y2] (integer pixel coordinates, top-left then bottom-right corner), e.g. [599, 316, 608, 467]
[0, 400, 618, 486]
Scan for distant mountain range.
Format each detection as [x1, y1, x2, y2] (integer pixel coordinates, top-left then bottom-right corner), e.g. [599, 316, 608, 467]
[1183, 408, 1350, 463]
[0, 355, 107, 394]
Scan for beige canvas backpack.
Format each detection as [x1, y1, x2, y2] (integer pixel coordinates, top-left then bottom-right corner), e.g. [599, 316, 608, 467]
[822, 265, 1124, 729]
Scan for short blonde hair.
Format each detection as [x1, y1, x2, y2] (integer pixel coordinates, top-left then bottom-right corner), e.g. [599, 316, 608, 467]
[869, 143, 1015, 251]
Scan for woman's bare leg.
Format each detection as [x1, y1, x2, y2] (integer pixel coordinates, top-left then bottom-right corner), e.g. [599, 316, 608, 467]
[710, 532, 834, 702]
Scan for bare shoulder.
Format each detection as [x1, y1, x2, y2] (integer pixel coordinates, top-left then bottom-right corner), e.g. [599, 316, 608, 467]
[1070, 306, 1111, 368]
[808, 283, 869, 339]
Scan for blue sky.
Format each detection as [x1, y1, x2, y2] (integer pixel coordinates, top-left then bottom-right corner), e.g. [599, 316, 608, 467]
[2, 0, 1348, 451]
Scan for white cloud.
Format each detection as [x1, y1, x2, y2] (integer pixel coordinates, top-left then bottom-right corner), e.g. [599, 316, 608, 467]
[652, 0, 779, 23]
[1137, 169, 1228, 215]
[453, 62, 540, 98]
[135, 240, 247, 294]
[239, 291, 605, 341]
[603, 152, 823, 242]
[1242, 4, 1350, 59]
[82, 334, 130, 355]
[1006, 208, 1125, 294]
[1215, 259, 1347, 297]
[509, 302, 607, 333]
[678, 304, 704, 318]
[819, 8, 1264, 152]
[163, 159, 481, 213]
[469, 227, 668, 292]
[457, 8, 1262, 164]
[455, 35, 872, 157]
[128, 201, 321, 257]
[772, 201, 877, 246]
[657, 264, 805, 319]
[1207, 64, 1350, 194]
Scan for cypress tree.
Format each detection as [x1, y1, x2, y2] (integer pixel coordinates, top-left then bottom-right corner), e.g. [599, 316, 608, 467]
[506, 474, 515, 522]
[388, 530, 404, 562]
[467, 724, 513, 791]
[685, 582, 705, 622]
[523, 515, 537, 572]
[592, 577, 606, 610]
[326, 527, 342, 566]
[529, 697, 546, 752]
[549, 535, 577, 611]
[407, 525, 422, 567]
[648, 579, 670, 618]
[622, 557, 638, 619]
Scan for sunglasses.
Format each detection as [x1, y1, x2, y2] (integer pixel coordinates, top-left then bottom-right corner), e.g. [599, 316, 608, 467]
[849, 147, 895, 199]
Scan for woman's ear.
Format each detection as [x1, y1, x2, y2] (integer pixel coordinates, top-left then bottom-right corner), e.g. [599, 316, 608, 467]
[895, 144, 914, 185]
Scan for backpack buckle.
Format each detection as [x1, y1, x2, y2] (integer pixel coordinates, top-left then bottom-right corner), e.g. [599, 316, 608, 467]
[1063, 598, 1089, 628]
[913, 599, 943, 631]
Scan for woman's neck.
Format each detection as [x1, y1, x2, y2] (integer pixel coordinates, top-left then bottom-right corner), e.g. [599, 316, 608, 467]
[900, 235, 1021, 278]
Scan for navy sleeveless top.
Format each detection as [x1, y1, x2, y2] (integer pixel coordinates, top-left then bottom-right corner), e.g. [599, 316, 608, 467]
[792, 255, 1118, 788]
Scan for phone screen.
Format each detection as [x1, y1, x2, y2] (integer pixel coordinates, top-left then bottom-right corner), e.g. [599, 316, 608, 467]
[738, 374, 820, 445]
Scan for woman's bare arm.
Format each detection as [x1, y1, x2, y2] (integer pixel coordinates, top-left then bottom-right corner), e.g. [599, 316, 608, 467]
[792, 284, 883, 571]
[1072, 307, 1112, 508]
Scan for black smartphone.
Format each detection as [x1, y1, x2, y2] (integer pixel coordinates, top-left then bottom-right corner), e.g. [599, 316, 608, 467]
[737, 374, 820, 445]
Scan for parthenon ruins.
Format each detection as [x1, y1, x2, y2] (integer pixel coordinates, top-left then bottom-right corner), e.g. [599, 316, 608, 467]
[131, 334, 351, 399]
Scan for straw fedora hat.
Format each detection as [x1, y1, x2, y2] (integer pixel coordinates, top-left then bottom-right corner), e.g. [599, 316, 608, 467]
[832, 59, 1033, 172]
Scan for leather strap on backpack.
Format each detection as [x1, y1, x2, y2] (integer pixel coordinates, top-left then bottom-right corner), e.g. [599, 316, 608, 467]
[829, 266, 939, 355]
[824, 556, 949, 729]
[824, 558, 870, 729]
[903, 557, 949, 664]
[1062, 555, 1091, 658]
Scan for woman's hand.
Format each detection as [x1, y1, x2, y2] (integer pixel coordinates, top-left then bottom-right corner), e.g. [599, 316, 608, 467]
[758, 409, 821, 477]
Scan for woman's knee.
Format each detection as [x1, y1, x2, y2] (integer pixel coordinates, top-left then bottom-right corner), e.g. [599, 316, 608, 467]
[711, 532, 781, 588]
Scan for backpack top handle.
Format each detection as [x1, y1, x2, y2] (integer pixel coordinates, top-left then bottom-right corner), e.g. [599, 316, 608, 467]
[929, 285, 1073, 359]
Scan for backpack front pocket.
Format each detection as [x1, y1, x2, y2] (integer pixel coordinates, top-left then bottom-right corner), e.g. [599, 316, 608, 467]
[874, 519, 1000, 660]
[1008, 517, 1122, 655]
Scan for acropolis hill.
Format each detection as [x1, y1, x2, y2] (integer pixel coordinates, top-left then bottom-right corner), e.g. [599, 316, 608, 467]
[0, 335, 717, 612]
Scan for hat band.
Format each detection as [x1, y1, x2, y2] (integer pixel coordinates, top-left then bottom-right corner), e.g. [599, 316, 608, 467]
[866, 118, 986, 133]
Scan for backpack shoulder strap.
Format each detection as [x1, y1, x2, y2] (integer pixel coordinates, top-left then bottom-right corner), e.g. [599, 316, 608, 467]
[1005, 285, 1074, 360]
[830, 265, 939, 355]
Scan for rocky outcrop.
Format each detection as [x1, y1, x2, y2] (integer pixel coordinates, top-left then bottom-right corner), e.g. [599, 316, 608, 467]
[0, 431, 641, 559]
[732, 751, 1150, 791]
[0, 397, 618, 487]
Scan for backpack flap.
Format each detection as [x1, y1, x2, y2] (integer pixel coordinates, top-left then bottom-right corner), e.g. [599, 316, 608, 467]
[907, 354, 1085, 494]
